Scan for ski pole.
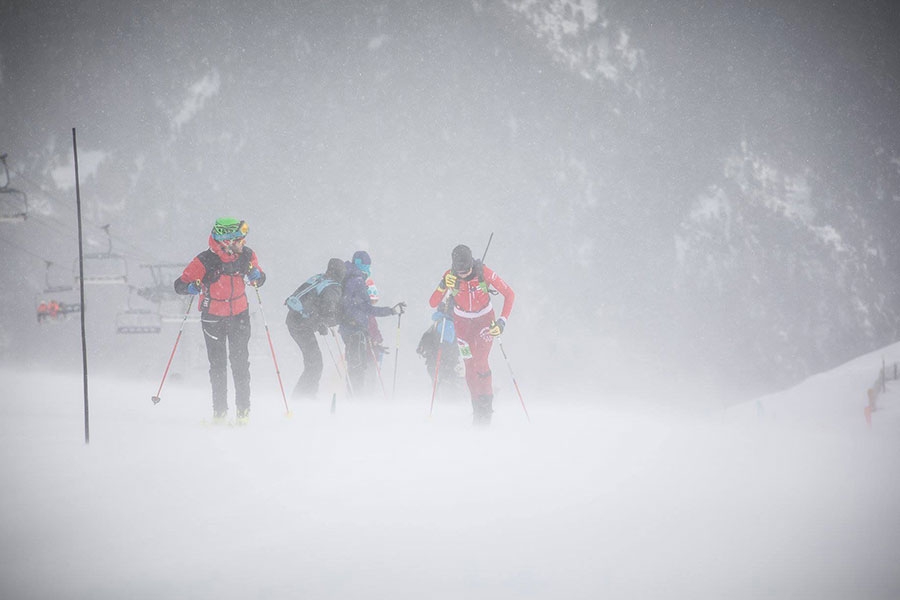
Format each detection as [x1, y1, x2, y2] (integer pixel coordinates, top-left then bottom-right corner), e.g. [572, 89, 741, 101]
[252, 286, 291, 417]
[391, 311, 402, 400]
[428, 317, 448, 418]
[496, 335, 530, 422]
[329, 326, 354, 398]
[322, 330, 349, 396]
[151, 295, 195, 404]
[367, 337, 389, 401]
[481, 231, 493, 263]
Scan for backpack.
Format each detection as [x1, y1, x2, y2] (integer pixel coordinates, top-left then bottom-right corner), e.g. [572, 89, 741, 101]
[197, 247, 252, 285]
[447, 259, 495, 299]
[285, 274, 340, 317]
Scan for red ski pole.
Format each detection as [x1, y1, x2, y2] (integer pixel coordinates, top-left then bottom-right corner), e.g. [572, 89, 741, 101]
[253, 286, 291, 417]
[151, 295, 195, 404]
[496, 335, 530, 422]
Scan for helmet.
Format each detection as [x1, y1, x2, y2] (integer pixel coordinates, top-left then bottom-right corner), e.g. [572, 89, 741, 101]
[451, 244, 474, 274]
[212, 218, 248, 241]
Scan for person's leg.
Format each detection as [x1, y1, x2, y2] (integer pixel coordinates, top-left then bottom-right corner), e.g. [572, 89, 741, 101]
[202, 315, 229, 419]
[228, 311, 252, 418]
[343, 330, 368, 396]
[287, 319, 307, 399]
[469, 313, 495, 398]
[458, 313, 495, 425]
[296, 327, 323, 398]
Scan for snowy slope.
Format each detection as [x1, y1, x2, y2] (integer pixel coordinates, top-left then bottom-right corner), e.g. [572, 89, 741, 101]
[728, 340, 900, 430]
[2, 352, 899, 599]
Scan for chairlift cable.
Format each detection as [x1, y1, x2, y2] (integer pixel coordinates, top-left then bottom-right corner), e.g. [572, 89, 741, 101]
[11, 170, 159, 263]
[0, 235, 56, 264]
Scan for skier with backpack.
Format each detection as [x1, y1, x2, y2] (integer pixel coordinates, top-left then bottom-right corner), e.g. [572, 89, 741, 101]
[174, 218, 265, 424]
[339, 250, 405, 396]
[285, 258, 345, 400]
[429, 244, 514, 425]
[416, 298, 465, 400]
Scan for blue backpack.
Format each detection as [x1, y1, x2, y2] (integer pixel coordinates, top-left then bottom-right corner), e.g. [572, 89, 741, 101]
[285, 274, 339, 317]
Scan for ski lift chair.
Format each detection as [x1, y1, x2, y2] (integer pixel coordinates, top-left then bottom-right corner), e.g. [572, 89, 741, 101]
[116, 287, 161, 334]
[138, 264, 199, 322]
[35, 261, 81, 323]
[136, 263, 183, 303]
[115, 308, 162, 334]
[35, 296, 81, 323]
[157, 294, 200, 323]
[75, 224, 128, 284]
[0, 154, 27, 222]
[0, 188, 27, 222]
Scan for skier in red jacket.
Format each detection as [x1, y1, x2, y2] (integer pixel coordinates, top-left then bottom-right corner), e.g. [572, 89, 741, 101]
[429, 244, 514, 425]
[174, 218, 266, 424]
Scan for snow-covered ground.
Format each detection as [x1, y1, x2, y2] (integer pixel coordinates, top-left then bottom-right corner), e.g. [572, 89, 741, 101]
[3, 344, 900, 599]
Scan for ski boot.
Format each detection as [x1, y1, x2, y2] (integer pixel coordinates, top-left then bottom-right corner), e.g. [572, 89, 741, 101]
[472, 394, 493, 427]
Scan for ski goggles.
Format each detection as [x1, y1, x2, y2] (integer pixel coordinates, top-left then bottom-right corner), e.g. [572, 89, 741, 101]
[212, 220, 249, 241]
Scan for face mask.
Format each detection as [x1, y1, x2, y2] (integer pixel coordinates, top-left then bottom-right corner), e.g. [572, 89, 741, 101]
[220, 237, 245, 255]
[354, 259, 371, 276]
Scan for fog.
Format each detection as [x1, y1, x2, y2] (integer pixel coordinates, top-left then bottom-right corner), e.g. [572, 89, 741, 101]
[3, 339, 900, 598]
[1, 3, 900, 594]
[1, 1, 899, 404]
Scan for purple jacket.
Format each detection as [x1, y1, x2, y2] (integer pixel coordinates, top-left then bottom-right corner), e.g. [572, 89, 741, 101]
[339, 261, 393, 334]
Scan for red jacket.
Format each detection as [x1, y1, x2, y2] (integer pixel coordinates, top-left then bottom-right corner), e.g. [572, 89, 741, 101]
[177, 235, 264, 317]
[429, 263, 514, 320]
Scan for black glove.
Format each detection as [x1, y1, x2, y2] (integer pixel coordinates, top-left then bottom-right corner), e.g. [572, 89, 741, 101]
[392, 302, 407, 315]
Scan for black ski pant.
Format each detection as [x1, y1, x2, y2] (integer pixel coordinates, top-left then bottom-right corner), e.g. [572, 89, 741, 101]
[202, 310, 251, 417]
[341, 329, 369, 397]
[286, 317, 322, 399]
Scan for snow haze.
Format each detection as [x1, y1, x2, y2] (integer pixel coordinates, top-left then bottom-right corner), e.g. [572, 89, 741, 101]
[1, 2, 899, 401]
[1, 2, 900, 597]
[3, 341, 900, 599]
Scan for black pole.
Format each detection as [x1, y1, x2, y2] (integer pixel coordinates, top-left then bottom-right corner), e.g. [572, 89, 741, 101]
[73, 128, 89, 444]
[481, 232, 494, 263]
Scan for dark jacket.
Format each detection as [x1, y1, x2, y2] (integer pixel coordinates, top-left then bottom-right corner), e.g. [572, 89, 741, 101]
[286, 258, 345, 331]
[339, 261, 393, 334]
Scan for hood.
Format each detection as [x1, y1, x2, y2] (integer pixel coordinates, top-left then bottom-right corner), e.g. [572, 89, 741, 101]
[325, 258, 346, 282]
[344, 260, 366, 281]
[208, 235, 240, 262]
